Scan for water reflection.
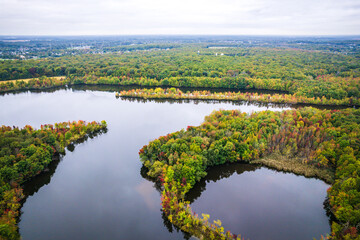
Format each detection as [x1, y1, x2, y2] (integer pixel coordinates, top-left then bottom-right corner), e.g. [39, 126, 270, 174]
[118, 95, 354, 110]
[183, 162, 330, 240]
[140, 166, 197, 239]
[161, 210, 193, 240]
[70, 84, 288, 95]
[141, 161, 331, 240]
[22, 156, 61, 198]
[74, 85, 357, 109]
[140, 165, 163, 193]
[20, 129, 107, 214]
[118, 96, 294, 109]
[1, 84, 352, 109]
[185, 163, 261, 203]
[0, 84, 284, 96]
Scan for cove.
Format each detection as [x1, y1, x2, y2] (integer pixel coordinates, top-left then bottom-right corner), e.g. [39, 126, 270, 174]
[0, 87, 329, 239]
[186, 163, 331, 240]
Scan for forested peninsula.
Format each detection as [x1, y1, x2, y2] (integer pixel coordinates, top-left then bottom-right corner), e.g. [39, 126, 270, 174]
[140, 107, 360, 240]
[0, 121, 107, 239]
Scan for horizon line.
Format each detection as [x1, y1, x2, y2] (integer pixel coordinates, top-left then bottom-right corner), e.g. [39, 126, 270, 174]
[1, 34, 360, 38]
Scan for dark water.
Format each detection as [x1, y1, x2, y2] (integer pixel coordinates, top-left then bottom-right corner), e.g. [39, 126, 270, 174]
[1, 84, 287, 97]
[0, 88, 330, 239]
[186, 163, 330, 240]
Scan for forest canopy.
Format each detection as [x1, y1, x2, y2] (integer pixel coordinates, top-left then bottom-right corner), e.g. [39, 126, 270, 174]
[0, 46, 359, 102]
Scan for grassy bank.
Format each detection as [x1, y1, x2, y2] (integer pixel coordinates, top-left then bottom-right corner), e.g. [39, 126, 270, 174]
[253, 153, 335, 184]
[0, 76, 68, 93]
[0, 76, 65, 84]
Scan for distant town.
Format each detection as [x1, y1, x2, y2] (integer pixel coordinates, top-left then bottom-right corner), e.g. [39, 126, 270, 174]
[1, 35, 359, 60]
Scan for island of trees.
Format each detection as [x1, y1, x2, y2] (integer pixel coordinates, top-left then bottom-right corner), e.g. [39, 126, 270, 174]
[0, 120, 107, 239]
[117, 87, 360, 107]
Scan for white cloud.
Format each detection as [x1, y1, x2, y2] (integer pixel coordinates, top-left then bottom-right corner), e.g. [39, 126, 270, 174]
[0, 0, 359, 35]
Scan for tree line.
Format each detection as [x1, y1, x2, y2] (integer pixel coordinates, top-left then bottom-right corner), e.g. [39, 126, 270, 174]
[0, 46, 359, 100]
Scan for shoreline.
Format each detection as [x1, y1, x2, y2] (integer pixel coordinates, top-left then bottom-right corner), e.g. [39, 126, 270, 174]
[118, 90, 360, 108]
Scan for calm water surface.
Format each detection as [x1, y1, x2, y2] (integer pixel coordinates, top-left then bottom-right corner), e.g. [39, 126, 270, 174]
[186, 163, 330, 240]
[0, 87, 330, 239]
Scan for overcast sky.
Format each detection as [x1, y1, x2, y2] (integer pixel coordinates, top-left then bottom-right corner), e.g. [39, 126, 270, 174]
[0, 0, 359, 35]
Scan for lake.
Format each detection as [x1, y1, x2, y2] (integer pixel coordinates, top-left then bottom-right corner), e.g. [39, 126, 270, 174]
[0, 86, 330, 239]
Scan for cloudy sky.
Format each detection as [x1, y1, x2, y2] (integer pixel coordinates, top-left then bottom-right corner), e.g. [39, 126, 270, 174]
[0, 0, 359, 35]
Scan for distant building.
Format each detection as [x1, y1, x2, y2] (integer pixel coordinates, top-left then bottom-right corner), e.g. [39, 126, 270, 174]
[69, 46, 91, 50]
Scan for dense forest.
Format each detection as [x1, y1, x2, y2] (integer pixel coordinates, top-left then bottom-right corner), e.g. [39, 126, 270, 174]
[2, 47, 359, 81]
[1, 46, 360, 103]
[140, 107, 360, 239]
[0, 121, 107, 239]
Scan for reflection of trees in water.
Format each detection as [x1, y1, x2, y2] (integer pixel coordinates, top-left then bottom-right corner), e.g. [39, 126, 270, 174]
[323, 197, 338, 227]
[140, 165, 193, 239]
[139, 163, 259, 201]
[18, 155, 62, 226]
[66, 128, 108, 153]
[0, 86, 65, 96]
[19, 128, 107, 218]
[185, 162, 332, 228]
[71, 84, 288, 95]
[119, 95, 291, 108]
[161, 210, 192, 240]
[140, 165, 163, 194]
[2, 84, 349, 110]
[140, 162, 263, 239]
[119, 96, 350, 110]
[21, 155, 61, 198]
[141, 161, 333, 238]
[185, 163, 260, 203]
[70, 85, 357, 110]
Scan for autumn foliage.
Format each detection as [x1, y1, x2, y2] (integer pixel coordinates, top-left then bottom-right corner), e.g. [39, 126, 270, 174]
[118, 87, 360, 107]
[0, 120, 107, 239]
[140, 107, 360, 239]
